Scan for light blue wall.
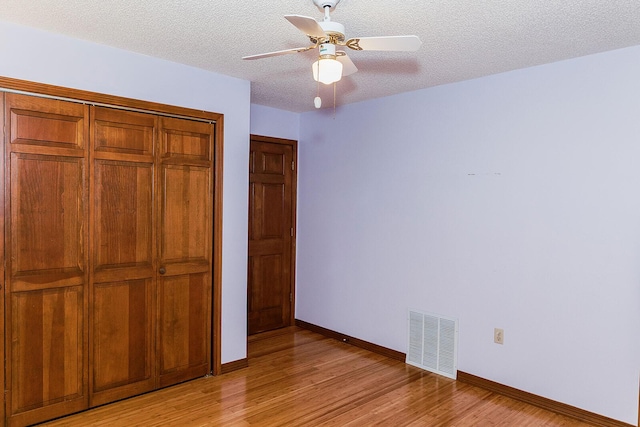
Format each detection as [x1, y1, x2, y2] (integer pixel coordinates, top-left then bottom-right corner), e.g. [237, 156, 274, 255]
[250, 104, 300, 141]
[295, 45, 640, 425]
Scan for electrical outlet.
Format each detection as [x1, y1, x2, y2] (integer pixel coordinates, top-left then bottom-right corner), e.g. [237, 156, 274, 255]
[494, 328, 504, 345]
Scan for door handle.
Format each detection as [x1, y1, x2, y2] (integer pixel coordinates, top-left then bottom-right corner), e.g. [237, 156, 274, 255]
[159, 267, 166, 275]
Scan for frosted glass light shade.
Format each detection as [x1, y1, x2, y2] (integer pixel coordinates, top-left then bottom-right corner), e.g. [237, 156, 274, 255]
[312, 58, 343, 85]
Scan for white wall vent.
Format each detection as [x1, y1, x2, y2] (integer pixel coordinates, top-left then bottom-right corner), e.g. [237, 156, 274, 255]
[406, 309, 458, 379]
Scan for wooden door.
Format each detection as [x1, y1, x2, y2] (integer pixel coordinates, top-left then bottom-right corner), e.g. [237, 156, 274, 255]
[89, 107, 157, 406]
[248, 136, 297, 335]
[4, 94, 89, 426]
[156, 117, 213, 387]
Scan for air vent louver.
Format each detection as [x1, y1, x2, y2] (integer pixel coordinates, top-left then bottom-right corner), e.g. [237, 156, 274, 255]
[407, 309, 458, 379]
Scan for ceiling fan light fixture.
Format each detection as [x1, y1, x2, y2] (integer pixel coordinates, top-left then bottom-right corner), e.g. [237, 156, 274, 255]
[243, 0, 423, 107]
[312, 57, 343, 84]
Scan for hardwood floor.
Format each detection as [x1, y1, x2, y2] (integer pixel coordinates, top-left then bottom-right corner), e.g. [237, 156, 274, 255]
[40, 327, 595, 426]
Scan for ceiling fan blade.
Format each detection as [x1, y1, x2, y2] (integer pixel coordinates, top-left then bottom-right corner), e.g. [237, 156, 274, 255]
[345, 35, 422, 52]
[285, 15, 326, 39]
[242, 46, 314, 60]
[337, 53, 358, 76]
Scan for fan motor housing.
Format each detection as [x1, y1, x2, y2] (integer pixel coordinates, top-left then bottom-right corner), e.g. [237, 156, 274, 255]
[319, 21, 345, 42]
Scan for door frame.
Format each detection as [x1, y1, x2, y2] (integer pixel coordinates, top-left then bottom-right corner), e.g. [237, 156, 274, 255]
[249, 134, 298, 329]
[0, 90, 5, 425]
[0, 76, 224, 379]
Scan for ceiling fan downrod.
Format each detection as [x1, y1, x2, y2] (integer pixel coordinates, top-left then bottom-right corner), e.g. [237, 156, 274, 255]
[313, 0, 340, 17]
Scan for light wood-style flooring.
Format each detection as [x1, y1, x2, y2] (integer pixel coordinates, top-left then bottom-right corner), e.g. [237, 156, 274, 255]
[40, 327, 595, 426]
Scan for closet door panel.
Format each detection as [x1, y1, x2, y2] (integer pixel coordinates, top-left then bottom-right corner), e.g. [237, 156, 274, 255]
[157, 117, 213, 387]
[10, 154, 84, 280]
[161, 118, 211, 161]
[11, 287, 84, 413]
[161, 165, 210, 262]
[89, 107, 156, 406]
[93, 280, 150, 388]
[93, 160, 153, 273]
[93, 107, 154, 156]
[91, 279, 153, 406]
[7, 94, 84, 150]
[4, 93, 89, 426]
[157, 273, 210, 387]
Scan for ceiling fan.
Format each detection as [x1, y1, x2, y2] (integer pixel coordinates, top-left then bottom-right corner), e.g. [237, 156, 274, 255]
[243, 0, 422, 107]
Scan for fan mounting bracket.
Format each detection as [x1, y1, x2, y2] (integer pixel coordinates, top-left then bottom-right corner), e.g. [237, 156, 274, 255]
[313, 0, 340, 11]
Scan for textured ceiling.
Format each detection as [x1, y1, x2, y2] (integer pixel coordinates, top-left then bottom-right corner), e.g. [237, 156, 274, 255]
[2, 0, 640, 112]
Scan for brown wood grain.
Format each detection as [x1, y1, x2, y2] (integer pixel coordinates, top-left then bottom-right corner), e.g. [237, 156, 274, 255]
[2, 79, 223, 426]
[89, 106, 157, 407]
[156, 116, 214, 388]
[40, 327, 607, 427]
[0, 76, 224, 384]
[220, 358, 248, 374]
[248, 136, 297, 335]
[4, 93, 90, 427]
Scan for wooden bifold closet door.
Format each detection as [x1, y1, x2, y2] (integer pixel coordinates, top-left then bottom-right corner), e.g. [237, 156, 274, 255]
[3, 92, 215, 427]
[4, 93, 90, 427]
[89, 106, 157, 406]
[155, 117, 213, 388]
